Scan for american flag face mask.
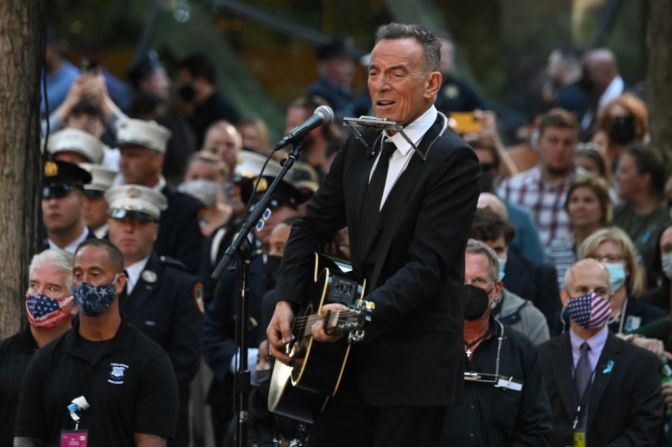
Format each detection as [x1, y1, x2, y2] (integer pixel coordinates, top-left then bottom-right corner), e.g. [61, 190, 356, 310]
[25, 293, 72, 329]
[566, 291, 612, 329]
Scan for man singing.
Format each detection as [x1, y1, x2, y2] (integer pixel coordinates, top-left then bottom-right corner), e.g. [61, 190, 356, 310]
[267, 22, 480, 446]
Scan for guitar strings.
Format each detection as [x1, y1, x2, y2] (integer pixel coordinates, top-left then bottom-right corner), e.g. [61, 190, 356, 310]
[291, 311, 362, 332]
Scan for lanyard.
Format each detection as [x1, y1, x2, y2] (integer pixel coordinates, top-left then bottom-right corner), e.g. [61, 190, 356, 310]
[572, 365, 597, 430]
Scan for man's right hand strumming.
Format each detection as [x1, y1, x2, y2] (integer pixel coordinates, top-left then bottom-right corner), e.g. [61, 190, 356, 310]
[267, 300, 295, 365]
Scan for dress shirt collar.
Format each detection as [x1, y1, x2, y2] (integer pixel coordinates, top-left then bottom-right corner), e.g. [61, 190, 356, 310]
[383, 105, 437, 156]
[125, 255, 150, 294]
[569, 324, 609, 368]
[598, 75, 624, 109]
[122, 175, 166, 193]
[48, 227, 89, 254]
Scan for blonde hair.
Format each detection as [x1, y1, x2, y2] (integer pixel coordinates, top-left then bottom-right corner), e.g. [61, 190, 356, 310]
[577, 227, 645, 296]
[187, 150, 230, 182]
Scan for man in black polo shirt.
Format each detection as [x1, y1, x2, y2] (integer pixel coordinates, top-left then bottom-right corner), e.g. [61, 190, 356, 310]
[14, 239, 179, 447]
[440, 240, 551, 445]
[0, 249, 77, 447]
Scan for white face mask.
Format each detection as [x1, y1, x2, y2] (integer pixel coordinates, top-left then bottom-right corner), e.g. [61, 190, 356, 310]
[662, 252, 672, 280]
[178, 179, 220, 207]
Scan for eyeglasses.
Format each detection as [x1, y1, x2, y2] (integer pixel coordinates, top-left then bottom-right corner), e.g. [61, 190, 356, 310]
[589, 255, 624, 263]
[464, 277, 494, 288]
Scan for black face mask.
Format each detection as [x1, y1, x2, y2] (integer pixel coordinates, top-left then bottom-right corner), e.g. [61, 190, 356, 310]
[264, 255, 282, 289]
[479, 170, 494, 193]
[177, 84, 196, 102]
[464, 284, 491, 320]
[607, 116, 637, 145]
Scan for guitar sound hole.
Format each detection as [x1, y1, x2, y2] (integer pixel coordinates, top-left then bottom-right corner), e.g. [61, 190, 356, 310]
[328, 277, 357, 305]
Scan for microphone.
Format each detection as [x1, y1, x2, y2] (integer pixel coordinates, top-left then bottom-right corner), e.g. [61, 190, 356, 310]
[272, 105, 334, 151]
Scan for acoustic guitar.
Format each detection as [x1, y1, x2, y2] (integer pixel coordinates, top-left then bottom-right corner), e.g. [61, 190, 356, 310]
[268, 253, 372, 423]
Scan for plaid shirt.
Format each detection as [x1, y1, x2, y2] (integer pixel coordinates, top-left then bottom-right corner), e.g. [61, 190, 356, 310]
[497, 165, 573, 248]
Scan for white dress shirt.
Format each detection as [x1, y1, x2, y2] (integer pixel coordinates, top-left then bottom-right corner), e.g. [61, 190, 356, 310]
[125, 256, 150, 295]
[48, 227, 89, 254]
[369, 105, 438, 209]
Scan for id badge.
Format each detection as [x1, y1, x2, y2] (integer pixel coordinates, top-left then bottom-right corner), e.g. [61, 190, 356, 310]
[573, 431, 586, 447]
[61, 430, 88, 447]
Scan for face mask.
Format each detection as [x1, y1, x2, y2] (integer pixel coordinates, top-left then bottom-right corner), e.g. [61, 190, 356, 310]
[498, 257, 507, 281]
[177, 84, 196, 102]
[662, 252, 672, 280]
[566, 291, 612, 329]
[73, 276, 118, 316]
[178, 179, 220, 207]
[607, 116, 637, 146]
[603, 262, 626, 292]
[464, 284, 490, 320]
[25, 293, 72, 328]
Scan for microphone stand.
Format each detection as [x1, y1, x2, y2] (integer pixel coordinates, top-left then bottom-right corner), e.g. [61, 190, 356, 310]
[211, 141, 305, 447]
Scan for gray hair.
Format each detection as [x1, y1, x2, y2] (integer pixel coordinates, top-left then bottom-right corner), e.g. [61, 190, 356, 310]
[375, 23, 441, 72]
[29, 249, 74, 292]
[465, 239, 499, 282]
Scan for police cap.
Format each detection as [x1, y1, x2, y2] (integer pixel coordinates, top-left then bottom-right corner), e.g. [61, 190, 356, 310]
[42, 160, 92, 199]
[105, 185, 168, 222]
[47, 128, 104, 164]
[116, 118, 172, 154]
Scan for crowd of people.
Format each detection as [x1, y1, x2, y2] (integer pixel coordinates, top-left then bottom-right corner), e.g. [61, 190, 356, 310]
[1, 20, 672, 447]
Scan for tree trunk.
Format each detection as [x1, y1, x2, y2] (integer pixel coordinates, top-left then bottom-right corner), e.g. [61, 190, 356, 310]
[647, 0, 672, 167]
[0, 1, 43, 339]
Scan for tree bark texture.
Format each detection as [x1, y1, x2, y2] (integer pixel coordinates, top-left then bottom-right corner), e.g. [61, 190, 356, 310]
[0, 1, 43, 338]
[647, 0, 672, 168]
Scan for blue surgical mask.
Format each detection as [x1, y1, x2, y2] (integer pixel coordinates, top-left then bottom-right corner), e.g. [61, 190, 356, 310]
[73, 276, 118, 316]
[498, 257, 507, 281]
[603, 262, 626, 292]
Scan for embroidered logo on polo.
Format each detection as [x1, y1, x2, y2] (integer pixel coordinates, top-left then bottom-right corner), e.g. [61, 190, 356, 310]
[108, 363, 129, 384]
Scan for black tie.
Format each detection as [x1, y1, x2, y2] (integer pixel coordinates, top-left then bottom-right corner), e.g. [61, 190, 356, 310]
[363, 141, 397, 214]
[574, 342, 591, 431]
[575, 342, 591, 398]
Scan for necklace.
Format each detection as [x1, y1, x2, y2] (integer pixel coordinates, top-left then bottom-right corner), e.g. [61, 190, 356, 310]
[464, 327, 491, 359]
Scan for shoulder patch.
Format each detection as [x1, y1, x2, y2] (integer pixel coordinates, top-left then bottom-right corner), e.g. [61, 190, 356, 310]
[193, 282, 205, 313]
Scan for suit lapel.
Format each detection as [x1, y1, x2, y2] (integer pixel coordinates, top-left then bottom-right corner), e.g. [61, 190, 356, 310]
[366, 154, 424, 288]
[362, 119, 442, 288]
[349, 134, 381, 263]
[586, 333, 621, 428]
[550, 334, 577, 419]
[120, 254, 160, 319]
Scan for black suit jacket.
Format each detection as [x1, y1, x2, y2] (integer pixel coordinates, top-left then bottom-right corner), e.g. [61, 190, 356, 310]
[119, 253, 203, 389]
[539, 332, 664, 447]
[504, 251, 561, 329]
[156, 185, 204, 273]
[275, 115, 480, 407]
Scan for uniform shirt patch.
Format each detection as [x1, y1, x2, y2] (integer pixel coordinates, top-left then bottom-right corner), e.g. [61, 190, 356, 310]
[108, 363, 129, 384]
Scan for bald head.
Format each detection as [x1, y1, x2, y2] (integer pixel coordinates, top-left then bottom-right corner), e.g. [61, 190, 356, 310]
[477, 193, 509, 222]
[564, 258, 611, 298]
[583, 49, 618, 94]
